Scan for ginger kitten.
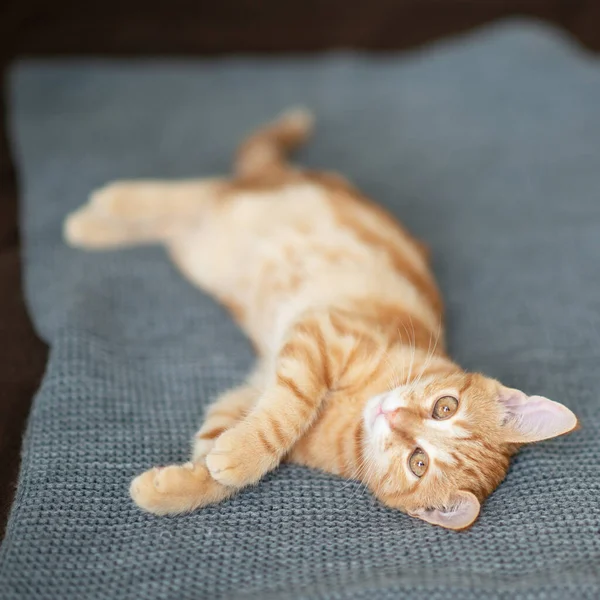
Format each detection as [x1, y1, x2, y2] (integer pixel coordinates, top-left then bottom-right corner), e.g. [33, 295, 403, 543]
[64, 109, 578, 530]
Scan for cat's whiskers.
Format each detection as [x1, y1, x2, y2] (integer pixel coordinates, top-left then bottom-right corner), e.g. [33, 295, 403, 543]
[338, 446, 373, 509]
[408, 318, 442, 393]
[394, 327, 407, 390]
[398, 320, 416, 388]
[361, 446, 380, 492]
[381, 349, 401, 392]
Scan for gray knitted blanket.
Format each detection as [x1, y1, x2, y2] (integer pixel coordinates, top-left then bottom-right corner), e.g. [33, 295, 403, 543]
[3, 19, 600, 599]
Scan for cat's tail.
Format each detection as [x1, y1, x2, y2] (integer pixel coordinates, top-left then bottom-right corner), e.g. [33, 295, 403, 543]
[235, 107, 314, 179]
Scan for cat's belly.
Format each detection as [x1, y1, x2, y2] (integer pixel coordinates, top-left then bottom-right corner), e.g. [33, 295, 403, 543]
[167, 182, 435, 352]
[171, 231, 436, 355]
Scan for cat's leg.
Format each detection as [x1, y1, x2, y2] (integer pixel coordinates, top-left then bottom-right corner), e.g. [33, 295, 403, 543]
[64, 178, 225, 249]
[87, 179, 226, 220]
[130, 383, 257, 515]
[192, 384, 258, 461]
[205, 314, 333, 488]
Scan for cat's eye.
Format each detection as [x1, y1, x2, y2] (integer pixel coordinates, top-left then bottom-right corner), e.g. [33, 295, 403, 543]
[433, 395, 459, 420]
[408, 448, 429, 478]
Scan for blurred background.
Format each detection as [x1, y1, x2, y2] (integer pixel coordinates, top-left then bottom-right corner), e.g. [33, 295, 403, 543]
[0, 0, 599, 540]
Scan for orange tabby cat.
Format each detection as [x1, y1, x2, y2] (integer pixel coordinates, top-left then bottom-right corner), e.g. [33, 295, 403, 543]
[64, 109, 578, 529]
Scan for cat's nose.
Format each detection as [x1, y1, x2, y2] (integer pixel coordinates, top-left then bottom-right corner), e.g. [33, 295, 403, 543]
[387, 407, 419, 430]
[384, 409, 399, 428]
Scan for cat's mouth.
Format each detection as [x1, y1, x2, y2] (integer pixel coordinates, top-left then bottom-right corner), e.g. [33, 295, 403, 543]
[364, 394, 392, 436]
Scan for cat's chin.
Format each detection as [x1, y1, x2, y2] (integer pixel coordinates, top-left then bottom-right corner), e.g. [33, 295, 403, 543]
[363, 394, 382, 428]
[362, 394, 393, 458]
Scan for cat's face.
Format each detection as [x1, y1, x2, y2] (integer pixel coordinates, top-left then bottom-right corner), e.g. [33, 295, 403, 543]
[362, 371, 577, 529]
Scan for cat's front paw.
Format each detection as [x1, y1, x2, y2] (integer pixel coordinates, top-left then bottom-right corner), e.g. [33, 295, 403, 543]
[130, 462, 232, 515]
[205, 424, 279, 488]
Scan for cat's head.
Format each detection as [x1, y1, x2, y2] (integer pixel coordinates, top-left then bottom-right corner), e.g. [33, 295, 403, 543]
[362, 371, 577, 530]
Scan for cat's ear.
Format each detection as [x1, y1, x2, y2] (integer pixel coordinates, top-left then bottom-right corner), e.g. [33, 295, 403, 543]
[409, 491, 480, 530]
[498, 386, 578, 444]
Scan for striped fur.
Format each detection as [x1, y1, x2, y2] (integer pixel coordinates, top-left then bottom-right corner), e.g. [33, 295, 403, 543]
[65, 109, 577, 529]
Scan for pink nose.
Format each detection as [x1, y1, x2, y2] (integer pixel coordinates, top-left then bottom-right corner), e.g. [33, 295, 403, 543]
[383, 409, 397, 426]
[386, 407, 419, 430]
[377, 405, 396, 426]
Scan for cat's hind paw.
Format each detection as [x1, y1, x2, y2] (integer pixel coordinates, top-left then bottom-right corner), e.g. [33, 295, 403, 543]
[130, 462, 233, 515]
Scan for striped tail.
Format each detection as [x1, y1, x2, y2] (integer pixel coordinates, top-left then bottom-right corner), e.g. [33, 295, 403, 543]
[235, 107, 314, 179]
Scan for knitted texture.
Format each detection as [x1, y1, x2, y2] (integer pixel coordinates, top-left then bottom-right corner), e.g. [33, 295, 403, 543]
[3, 20, 600, 599]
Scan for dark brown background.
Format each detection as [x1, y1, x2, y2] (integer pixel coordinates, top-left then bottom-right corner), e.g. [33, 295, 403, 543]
[1, 0, 598, 539]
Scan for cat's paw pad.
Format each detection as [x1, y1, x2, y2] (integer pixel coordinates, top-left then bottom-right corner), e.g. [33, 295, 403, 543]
[205, 425, 278, 488]
[130, 462, 229, 515]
